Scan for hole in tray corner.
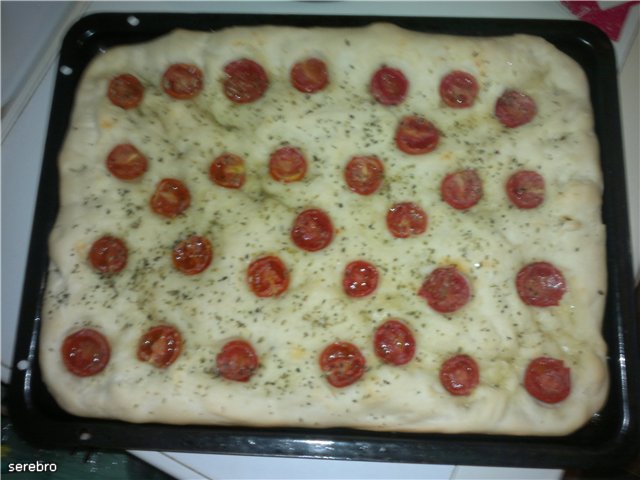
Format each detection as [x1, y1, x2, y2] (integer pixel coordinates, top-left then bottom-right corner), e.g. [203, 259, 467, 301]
[127, 15, 140, 27]
[60, 65, 73, 76]
[78, 429, 92, 441]
[16, 360, 29, 371]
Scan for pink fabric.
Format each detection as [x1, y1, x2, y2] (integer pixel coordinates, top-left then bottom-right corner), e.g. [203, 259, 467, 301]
[561, 1, 638, 41]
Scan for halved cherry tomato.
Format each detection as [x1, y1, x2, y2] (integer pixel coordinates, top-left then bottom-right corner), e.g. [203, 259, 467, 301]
[373, 319, 416, 366]
[440, 354, 479, 396]
[172, 235, 212, 275]
[162, 63, 203, 100]
[290, 57, 329, 93]
[106, 143, 148, 180]
[344, 155, 384, 195]
[506, 170, 545, 209]
[61, 329, 110, 377]
[137, 325, 182, 368]
[210, 153, 246, 189]
[370, 66, 408, 106]
[150, 178, 191, 218]
[343, 260, 379, 297]
[524, 356, 571, 403]
[88, 235, 128, 274]
[395, 115, 439, 155]
[516, 262, 566, 307]
[108, 73, 144, 109]
[386, 202, 427, 238]
[291, 209, 334, 252]
[441, 169, 483, 210]
[223, 58, 269, 104]
[269, 146, 307, 183]
[320, 341, 366, 388]
[439, 70, 479, 108]
[247, 255, 289, 297]
[419, 266, 471, 313]
[216, 340, 259, 382]
[495, 89, 537, 128]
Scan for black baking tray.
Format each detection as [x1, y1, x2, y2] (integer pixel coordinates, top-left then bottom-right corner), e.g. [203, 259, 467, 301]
[9, 12, 639, 468]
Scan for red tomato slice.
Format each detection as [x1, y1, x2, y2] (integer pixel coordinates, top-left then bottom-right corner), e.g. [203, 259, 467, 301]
[269, 146, 307, 183]
[373, 319, 416, 366]
[108, 73, 144, 109]
[524, 356, 571, 403]
[247, 256, 289, 297]
[395, 115, 439, 155]
[223, 58, 269, 104]
[106, 143, 148, 180]
[439, 70, 479, 108]
[386, 202, 428, 238]
[516, 262, 566, 307]
[150, 178, 191, 218]
[440, 354, 480, 396]
[61, 329, 110, 377]
[320, 341, 366, 388]
[441, 169, 483, 210]
[370, 66, 408, 106]
[88, 235, 128, 274]
[344, 155, 384, 195]
[495, 89, 537, 128]
[172, 235, 212, 275]
[137, 325, 182, 368]
[290, 57, 329, 93]
[343, 260, 379, 298]
[216, 340, 259, 382]
[162, 63, 204, 100]
[210, 153, 246, 189]
[291, 209, 334, 252]
[506, 170, 545, 209]
[419, 266, 471, 313]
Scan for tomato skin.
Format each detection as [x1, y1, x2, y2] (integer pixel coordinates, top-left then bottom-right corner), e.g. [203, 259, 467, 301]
[373, 319, 416, 366]
[150, 178, 191, 218]
[106, 143, 148, 180]
[108, 73, 144, 109]
[506, 170, 545, 209]
[137, 325, 182, 368]
[269, 146, 307, 183]
[320, 342, 366, 388]
[419, 266, 471, 313]
[524, 357, 571, 404]
[172, 235, 213, 275]
[162, 63, 204, 100]
[247, 255, 289, 297]
[291, 209, 334, 252]
[216, 340, 259, 382]
[88, 235, 128, 274]
[395, 115, 439, 155]
[441, 169, 483, 210]
[61, 329, 110, 377]
[439, 70, 478, 108]
[210, 153, 246, 189]
[516, 262, 566, 307]
[344, 155, 384, 195]
[290, 57, 329, 93]
[386, 202, 428, 238]
[370, 66, 408, 106]
[495, 89, 537, 128]
[343, 260, 379, 298]
[440, 354, 480, 396]
[223, 58, 269, 104]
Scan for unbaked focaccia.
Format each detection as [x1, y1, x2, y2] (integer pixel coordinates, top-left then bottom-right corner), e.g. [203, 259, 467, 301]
[40, 23, 608, 435]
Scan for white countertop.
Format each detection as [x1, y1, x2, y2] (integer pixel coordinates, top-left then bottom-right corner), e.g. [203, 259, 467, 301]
[2, 2, 638, 479]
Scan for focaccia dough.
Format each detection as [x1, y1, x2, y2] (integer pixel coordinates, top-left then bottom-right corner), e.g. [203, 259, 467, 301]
[40, 23, 608, 435]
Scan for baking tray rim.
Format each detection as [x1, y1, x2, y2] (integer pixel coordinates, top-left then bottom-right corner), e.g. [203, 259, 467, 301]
[8, 12, 640, 468]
